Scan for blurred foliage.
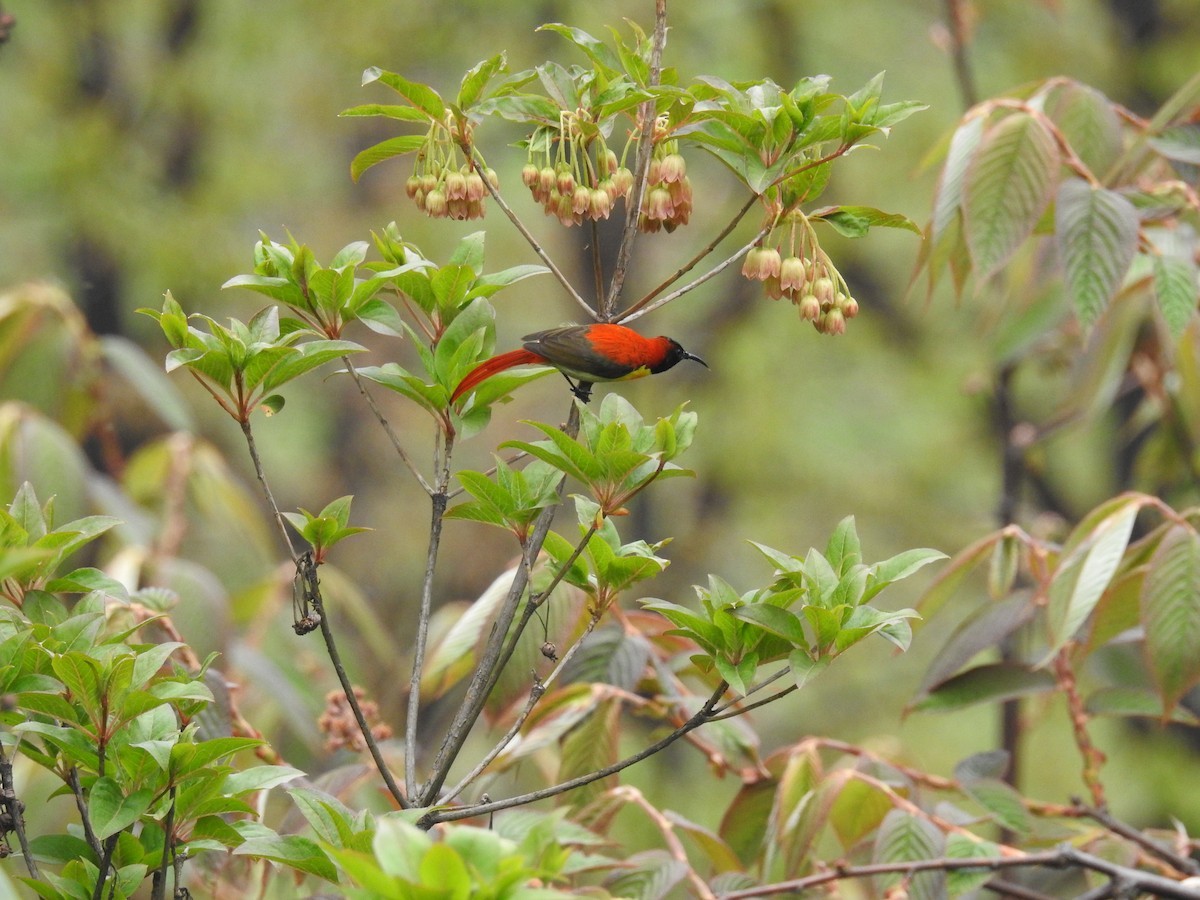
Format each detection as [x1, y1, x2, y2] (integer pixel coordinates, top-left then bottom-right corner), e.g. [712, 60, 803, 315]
[3, 0, 1200, 896]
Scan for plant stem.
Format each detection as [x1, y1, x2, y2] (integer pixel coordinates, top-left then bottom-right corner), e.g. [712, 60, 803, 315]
[720, 846, 1200, 899]
[943, 0, 978, 109]
[151, 787, 177, 900]
[67, 766, 102, 856]
[405, 427, 453, 797]
[420, 681, 727, 826]
[92, 834, 119, 900]
[238, 419, 299, 560]
[237, 416, 408, 808]
[1053, 649, 1106, 808]
[0, 738, 39, 879]
[312, 592, 410, 807]
[419, 404, 581, 805]
[602, 0, 667, 319]
[344, 357, 434, 496]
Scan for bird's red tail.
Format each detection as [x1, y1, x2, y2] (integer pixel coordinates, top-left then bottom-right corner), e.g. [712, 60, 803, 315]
[450, 349, 544, 403]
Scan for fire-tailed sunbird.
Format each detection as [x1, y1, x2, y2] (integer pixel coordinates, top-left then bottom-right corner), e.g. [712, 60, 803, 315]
[450, 324, 707, 403]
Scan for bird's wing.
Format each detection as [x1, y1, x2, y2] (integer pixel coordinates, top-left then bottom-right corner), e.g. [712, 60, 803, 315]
[522, 326, 636, 381]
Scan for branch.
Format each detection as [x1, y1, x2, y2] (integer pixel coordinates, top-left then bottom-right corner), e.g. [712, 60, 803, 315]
[943, 0, 978, 110]
[602, 0, 668, 319]
[718, 846, 1200, 899]
[0, 738, 39, 879]
[67, 766, 103, 857]
[617, 192, 759, 323]
[468, 147, 595, 319]
[343, 357, 433, 496]
[420, 681, 728, 826]
[619, 225, 770, 324]
[1053, 649, 1106, 807]
[236, 417, 408, 808]
[418, 403, 582, 804]
[1075, 801, 1200, 877]
[405, 430, 452, 797]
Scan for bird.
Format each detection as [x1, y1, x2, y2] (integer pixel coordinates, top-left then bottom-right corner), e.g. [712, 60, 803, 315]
[450, 324, 707, 404]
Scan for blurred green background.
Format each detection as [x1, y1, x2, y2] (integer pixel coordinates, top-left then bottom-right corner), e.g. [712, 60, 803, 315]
[3, 0, 1199, 841]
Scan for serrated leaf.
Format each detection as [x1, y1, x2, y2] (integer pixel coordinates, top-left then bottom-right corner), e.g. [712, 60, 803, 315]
[1055, 178, 1139, 326]
[1153, 253, 1198, 338]
[362, 67, 445, 118]
[1045, 501, 1137, 659]
[829, 774, 894, 848]
[872, 810, 945, 900]
[963, 112, 1060, 280]
[1142, 525, 1200, 714]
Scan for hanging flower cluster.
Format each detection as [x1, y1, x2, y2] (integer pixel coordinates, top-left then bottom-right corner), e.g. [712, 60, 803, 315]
[404, 115, 498, 220]
[522, 112, 637, 227]
[637, 138, 693, 234]
[742, 211, 859, 334]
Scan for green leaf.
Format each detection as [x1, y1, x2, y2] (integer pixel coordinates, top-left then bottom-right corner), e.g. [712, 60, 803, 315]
[338, 103, 431, 122]
[457, 53, 507, 110]
[362, 67, 446, 118]
[1141, 525, 1200, 713]
[963, 112, 1060, 280]
[1055, 178, 1139, 326]
[872, 810, 945, 900]
[1044, 500, 1137, 659]
[813, 205, 921, 238]
[235, 834, 339, 883]
[1153, 253, 1198, 338]
[88, 777, 153, 839]
[350, 135, 428, 182]
[728, 604, 807, 647]
[909, 663, 1056, 713]
[944, 834, 1002, 896]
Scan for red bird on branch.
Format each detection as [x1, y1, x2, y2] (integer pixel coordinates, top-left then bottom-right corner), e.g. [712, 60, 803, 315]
[450, 324, 707, 403]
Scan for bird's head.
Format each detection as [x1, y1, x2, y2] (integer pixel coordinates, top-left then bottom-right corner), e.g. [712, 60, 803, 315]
[654, 337, 708, 373]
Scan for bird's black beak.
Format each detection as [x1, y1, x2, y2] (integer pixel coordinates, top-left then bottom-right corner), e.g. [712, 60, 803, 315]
[684, 351, 709, 369]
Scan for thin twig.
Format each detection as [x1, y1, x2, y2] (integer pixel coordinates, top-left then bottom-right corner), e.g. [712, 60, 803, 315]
[617, 192, 759, 322]
[67, 766, 102, 856]
[420, 681, 728, 826]
[405, 429, 453, 797]
[620, 225, 770, 324]
[468, 148, 595, 319]
[438, 600, 605, 805]
[0, 738, 39, 879]
[1053, 649, 1106, 807]
[238, 419, 300, 560]
[617, 786, 717, 900]
[92, 834, 119, 900]
[717, 846, 1200, 899]
[237, 416, 408, 808]
[943, 0, 978, 109]
[151, 787, 177, 900]
[1076, 801, 1200, 876]
[602, 0, 668, 319]
[311, 594, 410, 807]
[343, 357, 433, 496]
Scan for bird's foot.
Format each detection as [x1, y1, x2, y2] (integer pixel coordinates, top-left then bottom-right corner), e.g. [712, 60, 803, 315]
[564, 376, 593, 403]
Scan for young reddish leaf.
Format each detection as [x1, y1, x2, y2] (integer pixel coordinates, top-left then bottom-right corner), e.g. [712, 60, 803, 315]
[1055, 178, 1139, 326]
[1141, 525, 1200, 714]
[963, 112, 1059, 280]
[915, 594, 1036, 702]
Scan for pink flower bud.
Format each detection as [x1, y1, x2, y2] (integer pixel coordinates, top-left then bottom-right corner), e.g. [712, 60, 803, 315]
[445, 171, 467, 200]
[659, 152, 687, 183]
[589, 188, 612, 219]
[539, 166, 557, 194]
[556, 168, 575, 195]
[813, 276, 835, 307]
[797, 294, 821, 320]
[780, 256, 807, 292]
[841, 295, 859, 318]
[522, 163, 539, 188]
[824, 308, 846, 335]
[644, 186, 674, 221]
[465, 171, 486, 201]
[424, 189, 447, 217]
[612, 167, 634, 197]
[405, 175, 421, 198]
